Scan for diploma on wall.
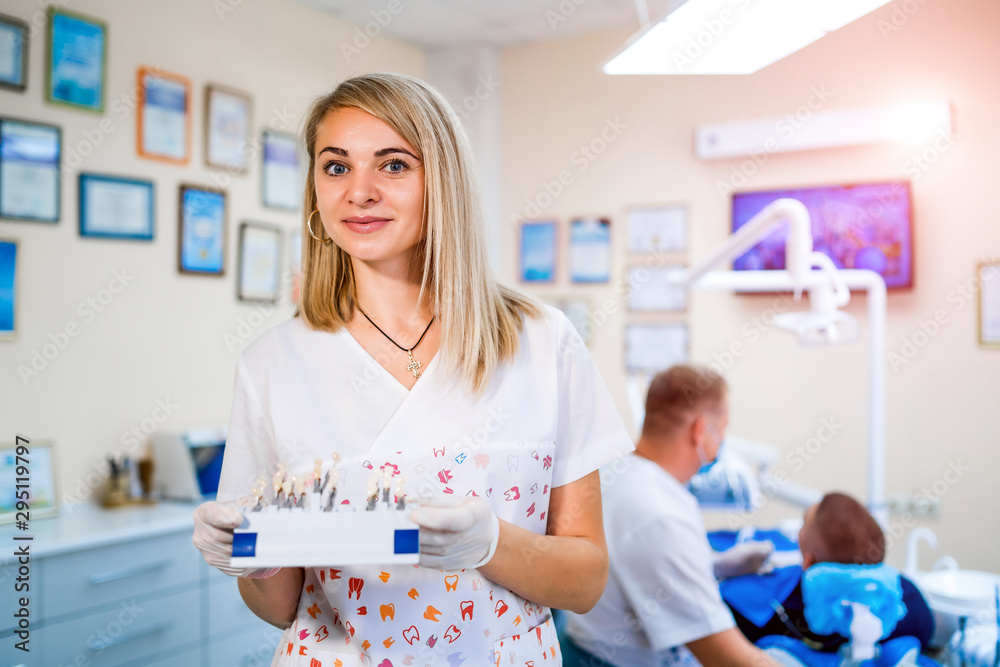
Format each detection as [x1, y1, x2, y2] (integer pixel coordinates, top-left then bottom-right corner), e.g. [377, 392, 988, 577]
[46, 8, 106, 112]
[262, 131, 301, 210]
[978, 260, 1000, 348]
[238, 221, 282, 303]
[0, 118, 61, 223]
[138, 67, 191, 164]
[178, 184, 226, 275]
[625, 323, 688, 373]
[205, 84, 251, 172]
[0, 14, 28, 92]
[627, 204, 688, 253]
[0, 238, 17, 339]
[569, 217, 611, 283]
[78, 173, 155, 240]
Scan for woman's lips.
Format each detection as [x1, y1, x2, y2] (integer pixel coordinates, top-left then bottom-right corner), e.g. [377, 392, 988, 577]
[343, 218, 390, 233]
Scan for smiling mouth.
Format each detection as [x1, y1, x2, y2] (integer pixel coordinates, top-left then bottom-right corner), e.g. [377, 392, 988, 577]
[343, 217, 391, 233]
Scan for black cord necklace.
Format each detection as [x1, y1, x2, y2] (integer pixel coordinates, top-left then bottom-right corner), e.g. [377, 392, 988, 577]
[356, 306, 435, 379]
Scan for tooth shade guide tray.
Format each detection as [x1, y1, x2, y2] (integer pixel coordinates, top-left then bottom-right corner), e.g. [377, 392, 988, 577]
[232, 501, 420, 567]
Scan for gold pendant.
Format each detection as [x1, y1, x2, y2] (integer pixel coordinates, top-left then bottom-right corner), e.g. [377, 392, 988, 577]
[405, 349, 422, 379]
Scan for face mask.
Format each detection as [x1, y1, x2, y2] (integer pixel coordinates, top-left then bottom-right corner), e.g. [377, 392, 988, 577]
[695, 421, 724, 475]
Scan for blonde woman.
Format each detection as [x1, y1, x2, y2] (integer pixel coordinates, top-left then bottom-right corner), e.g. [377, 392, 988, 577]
[192, 72, 632, 666]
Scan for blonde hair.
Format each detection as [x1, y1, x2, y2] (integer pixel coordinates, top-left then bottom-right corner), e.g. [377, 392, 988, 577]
[296, 72, 541, 394]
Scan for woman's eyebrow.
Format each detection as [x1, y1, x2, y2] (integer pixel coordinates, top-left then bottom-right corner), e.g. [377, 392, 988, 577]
[317, 146, 420, 160]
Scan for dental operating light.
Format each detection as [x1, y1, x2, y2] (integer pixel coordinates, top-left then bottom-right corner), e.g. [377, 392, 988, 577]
[604, 0, 894, 75]
[660, 198, 889, 524]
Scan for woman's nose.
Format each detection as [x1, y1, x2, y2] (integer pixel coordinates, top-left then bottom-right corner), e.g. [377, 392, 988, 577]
[347, 170, 381, 206]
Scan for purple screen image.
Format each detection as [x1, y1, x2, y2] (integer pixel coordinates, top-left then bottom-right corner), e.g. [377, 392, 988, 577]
[731, 181, 913, 289]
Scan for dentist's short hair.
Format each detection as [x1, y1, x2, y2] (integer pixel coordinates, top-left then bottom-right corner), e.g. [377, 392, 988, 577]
[641, 364, 727, 438]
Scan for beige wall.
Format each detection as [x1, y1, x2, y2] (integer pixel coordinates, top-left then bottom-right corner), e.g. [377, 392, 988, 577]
[0, 0, 424, 506]
[500, 0, 1000, 570]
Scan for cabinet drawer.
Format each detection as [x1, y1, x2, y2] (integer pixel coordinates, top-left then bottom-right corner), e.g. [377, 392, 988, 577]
[0, 559, 41, 635]
[36, 587, 200, 667]
[126, 645, 202, 666]
[208, 624, 283, 667]
[207, 577, 275, 639]
[42, 531, 199, 621]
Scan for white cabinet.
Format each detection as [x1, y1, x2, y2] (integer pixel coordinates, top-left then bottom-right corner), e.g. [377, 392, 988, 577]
[0, 502, 283, 667]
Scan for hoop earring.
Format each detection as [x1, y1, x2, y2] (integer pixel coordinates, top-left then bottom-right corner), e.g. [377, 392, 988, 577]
[307, 209, 332, 243]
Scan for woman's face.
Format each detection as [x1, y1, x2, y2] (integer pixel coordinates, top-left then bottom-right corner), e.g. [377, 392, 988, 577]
[312, 107, 424, 264]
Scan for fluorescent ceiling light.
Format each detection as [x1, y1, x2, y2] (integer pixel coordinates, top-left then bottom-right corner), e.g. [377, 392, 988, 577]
[604, 0, 893, 75]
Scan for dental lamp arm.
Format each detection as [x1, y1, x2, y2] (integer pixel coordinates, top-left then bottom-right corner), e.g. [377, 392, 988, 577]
[683, 198, 813, 298]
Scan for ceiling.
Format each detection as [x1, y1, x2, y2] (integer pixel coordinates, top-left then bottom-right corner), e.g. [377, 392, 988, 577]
[295, 0, 679, 50]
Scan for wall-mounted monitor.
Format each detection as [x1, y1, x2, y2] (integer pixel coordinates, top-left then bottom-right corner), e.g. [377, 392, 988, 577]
[731, 181, 913, 289]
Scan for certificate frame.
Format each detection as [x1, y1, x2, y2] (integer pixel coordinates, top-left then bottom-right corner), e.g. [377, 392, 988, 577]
[178, 184, 227, 276]
[0, 14, 28, 92]
[0, 237, 18, 340]
[261, 130, 301, 210]
[627, 264, 688, 312]
[45, 7, 106, 112]
[569, 217, 612, 284]
[78, 173, 155, 241]
[977, 260, 1000, 349]
[0, 117, 62, 223]
[137, 66, 192, 165]
[237, 221, 283, 303]
[626, 203, 688, 253]
[519, 219, 558, 283]
[624, 322, 689, 373]
[0, 438, 59, 523]
[205, 83, 252, 172]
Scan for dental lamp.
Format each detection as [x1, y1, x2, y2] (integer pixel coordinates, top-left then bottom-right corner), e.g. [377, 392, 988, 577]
[657, 198, 889, 525]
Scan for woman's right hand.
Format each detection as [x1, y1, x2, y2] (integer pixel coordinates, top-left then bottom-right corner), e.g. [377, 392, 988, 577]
[192, 500, 279, 579]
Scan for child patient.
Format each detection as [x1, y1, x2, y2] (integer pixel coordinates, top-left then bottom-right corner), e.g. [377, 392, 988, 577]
[727, 492, 935, 652]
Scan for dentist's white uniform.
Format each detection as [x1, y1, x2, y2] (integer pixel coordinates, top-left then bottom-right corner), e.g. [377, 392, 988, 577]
[217, 306, 633, 667]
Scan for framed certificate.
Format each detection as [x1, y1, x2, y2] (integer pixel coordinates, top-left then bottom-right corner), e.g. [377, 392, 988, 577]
[0, 118, 61, 223]
[79, 173, 155, 240]
[178, 184, 226, 275]
[262, 131, 301, 210]
[0, 237, 17, 340]
[625, 323, 688, 373]
[205, 84, 251, 172]
[978, 260, 1000, 348]
[0, 14, 28, 92]
[569, 217, 611, 284]
[627, 204, 687, 253]
[46, 8, 106, 112]
[138, 67, 191, 164]
[1, 439, 58, 523]
[520, 219, 557, 283]
[627, 265, 687, 312]
[238, 221, 282, 303]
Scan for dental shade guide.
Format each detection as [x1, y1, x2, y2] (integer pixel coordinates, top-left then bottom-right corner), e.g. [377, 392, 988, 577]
[232, 454, 420, 567]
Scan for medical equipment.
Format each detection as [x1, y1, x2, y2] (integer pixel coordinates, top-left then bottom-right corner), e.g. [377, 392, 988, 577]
[152, 427, 228, 500]
[947, 618, 999, 667]
[231, 457, 420, 567]
[654, 198, 889, 524]
[906, 528, 1000, 649]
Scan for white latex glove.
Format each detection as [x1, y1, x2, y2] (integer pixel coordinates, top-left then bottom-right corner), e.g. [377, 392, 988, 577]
[192, 500, 280, 579]
[409, 496, 501, 571]
[713, 540, 775, 580]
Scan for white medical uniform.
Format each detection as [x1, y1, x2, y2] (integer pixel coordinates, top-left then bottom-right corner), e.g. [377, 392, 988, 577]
[216, 305, 633, 667]
[564, 453, 735, 667]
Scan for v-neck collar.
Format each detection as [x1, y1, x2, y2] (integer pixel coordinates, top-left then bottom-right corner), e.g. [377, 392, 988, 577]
[338, 325, 440, 395]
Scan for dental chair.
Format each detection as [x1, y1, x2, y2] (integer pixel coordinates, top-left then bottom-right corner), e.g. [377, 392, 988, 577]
[757, 563, 939, 667]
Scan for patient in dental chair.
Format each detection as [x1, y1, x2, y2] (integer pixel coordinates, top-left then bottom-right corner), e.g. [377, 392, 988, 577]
[725, 492, 935, 653]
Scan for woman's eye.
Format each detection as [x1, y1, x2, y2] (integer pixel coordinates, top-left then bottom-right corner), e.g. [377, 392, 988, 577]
[325, 162, 347, 176]
[384, 159, 408, 173]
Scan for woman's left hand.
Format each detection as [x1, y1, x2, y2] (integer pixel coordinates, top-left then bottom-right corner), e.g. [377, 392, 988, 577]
[410, 496, 501, 571]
